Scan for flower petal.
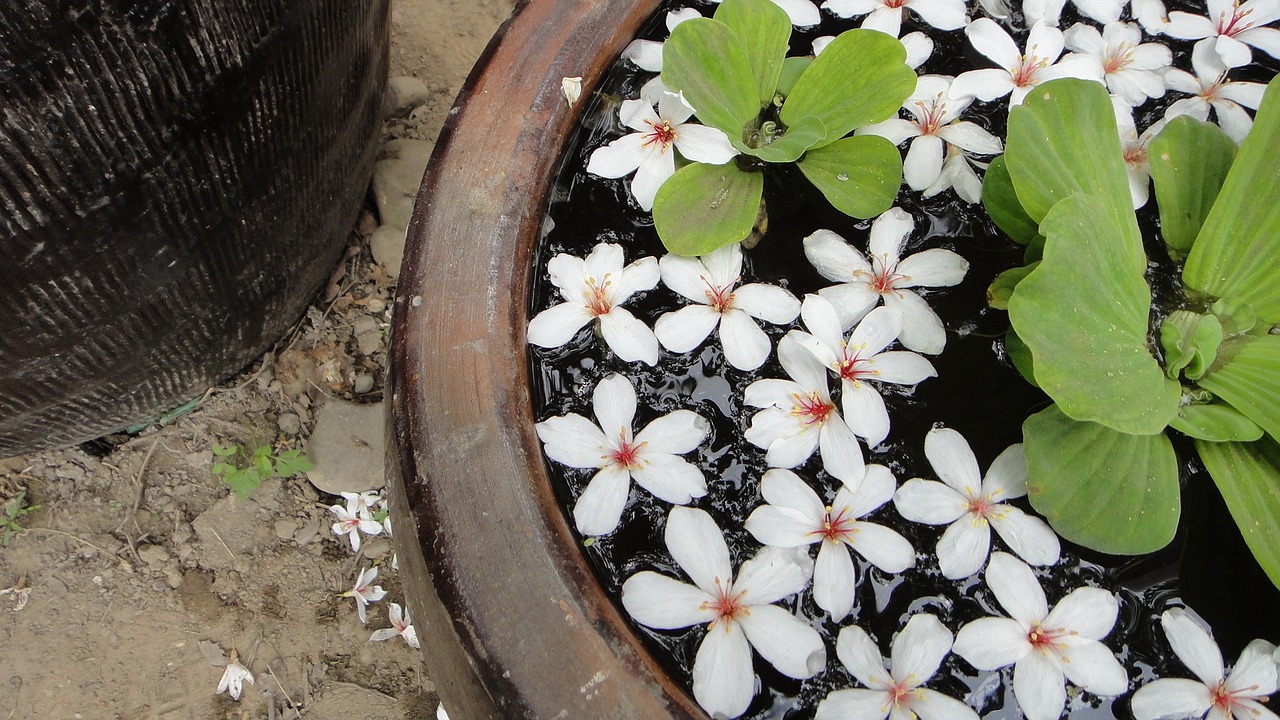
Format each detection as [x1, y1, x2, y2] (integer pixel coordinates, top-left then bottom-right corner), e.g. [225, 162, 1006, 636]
[760, 468, 826, 519]
[953, 616, 1031, 670]
[1161, 607, 1226, 687]
[655, 305, 720, 354]
[593, 373, 637, 437]
[621, 39, 663, 72]
[632, 454, 707, 504]
[1226, 639, 1280, 696]
[840, 379, 891, 448]
[734, 283, 802, 324]
[847, 522, 916, 573]
[842, 464, 897, 515]
[1130, 678, 1214, 720]
[814, 540, 857, 621]
[1057, 635, 1129, 696]
[914, 689, 981, 720]
[905, 134, 946, 190]
[735, 545, 814, 605]
[573, 465, 631, 536]
[896, 248, 970, 287]
[836, 624, 892, 688]
[667, 506, 733, 595]
[936, 515, 991, 579]
[925, 427, 982, 496]
[586, 133, 651, 178]
[907, 0, 968, 29]
[951, 69, 1015, 102]
[895, 479, 968, 525]
[988, 553, 1051, 626]
[693, 620, 755, 720]
[817, 284, 882, 330]
[815, 688, 894, 720]
[675, 123, 739, 165]
[1013, 651, 1067, 720]
[891, 613, 954, 686]
[599, 308, 660, 365]
[819, 412, 868, 485]
[967, 18, 1022, 70]
[719, 310, 773, 371]
[866, 350, 937, 385]
[636, 409, 710, 455]
[990, 506, 1061, 568]
[536, 414, 609, 468]
[620, 571, 717, 629]
[804, 229, 873, 283]
[527, 302, 594, 348]
[660, 252, 716, 302]
[739, 604, 827, 679]
[746, 505, 821, 548]
[882, 291, 948, 355]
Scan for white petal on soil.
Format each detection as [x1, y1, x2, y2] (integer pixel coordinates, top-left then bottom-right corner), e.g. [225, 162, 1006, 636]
[693, 620, 755, 720]
[573, 465, 631, 536]
[666, 506, 733, 595]
[620, 571, 717, 629]
[738, 604, 827, 678]
[527, 302, 594, 348]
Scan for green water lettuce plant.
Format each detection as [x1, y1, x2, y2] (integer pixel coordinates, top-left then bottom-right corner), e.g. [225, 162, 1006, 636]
[654, 0, 916, 255]
[983, 76, 1280, 587]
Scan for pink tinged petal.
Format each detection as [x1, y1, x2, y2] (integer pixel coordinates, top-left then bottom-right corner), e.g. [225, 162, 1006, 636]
[892, 613, 954, 685]
[586, 133, 653, 180]
[862, 5, 905, 34]
[950, 69, 1015, 102]
[761, 467, 826, 518]
[1226, 639, 1280, 696]
[846, 522, 916, 573]
[815, 689, 894, 720]
[837, 624, 894, 688]
[739, 604, 828, 679]
[925, 427, 983, 496]
[804, 229, 874, 283]
[895, 478, 969, 524]
[656, 305, 721, 353]
[860, 117, 925, 145]
[528, 302, 594, 348]
[987, 552, 1050, 626]
[905, 134, 947, 190]
[692, 620, 755, 720]
[622, 39, 664, 72]
[599, 309, 660, 365]
[967, 18, 1023, 70]
[593, 373, 637, 437]
[937, 121, 1004, 155]
[936, 515, 992, 579]
[841, 380, 891, 448]
[772, 0, 824, 26]
[719, 310, 773, 371]
[621, 571, 717, 629]
[954, 616, 1032, 670]
[989, 507, 1061, 567]
[814, 540, 858, 620]
[1013, 651, 1068, 720]
[1164, 11, 1217, 39]
[1238, 27, 1280, 59]
[883, 291, 947, 355]
[734, 283, 802, 324]
[1044, 587, 1118, 641]
[660, 252, 716, 303]
[817, 284, 882, 330]
[1161, 608, 1226, 687]
[1056, 635, 1129, 696]
[913, 689, 981, 720]
[613, 255, 661, 302]
[636, 408, 711, 454]
[866, 350, 937, 385]
[868, 207, 913, 263]
[666, 506, 733, 595]
[735, 545, 813, 605]
[746, 505, 822, 547]
[573, 465, 631, 536]
[1130, 678, 1214, 720]
[675, 123, 739, 165]
[630, 149, 676, 211]
[818, 412, 867, 485]
[907, 0, 968, 29]
[780, 332, 833, 392]
[631, 454, 708, 504]
[823, 0, 883, 19]
[535, 414, 609, 468]
[842, 464, 897, 515]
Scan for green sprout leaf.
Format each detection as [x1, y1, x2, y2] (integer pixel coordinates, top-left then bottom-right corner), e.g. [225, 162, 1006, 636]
[653, 161, 764, 256]
[1009, 194, 1180, 434]
[987, 263, 1037, 311]
[662, 17, 759, 140]
[1197, 335, 1280, 443]
[795, 135, 901, 218]
[1147, 115, 1236, 259]
[1005, 326, 1037, 387]
[1184, 77, 1280, 323]
[776, 56, 811, 98]
[1210, 297, 1258, 337]
[1197, 435, 1280, 590]
[746, 115, 827, 163]
[1171, 401, 1264, 442]
[713, 0, 791, 108]
[982, 155, 1039, 244]
[780, 29, 915, 148]
[1025, 405, 1180, 554]
[1159, 310, 1224, 381]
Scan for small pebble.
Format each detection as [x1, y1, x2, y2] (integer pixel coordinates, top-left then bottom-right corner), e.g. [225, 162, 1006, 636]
[278, 412, 302, 436]
[383, 76, 430, 118]
[275, 519, 300, 540]
[353, 374, 375, 394]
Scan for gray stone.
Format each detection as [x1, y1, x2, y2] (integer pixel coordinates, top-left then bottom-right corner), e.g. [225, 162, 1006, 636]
[293, 517, 323, 545]
[305, 399, 385, 494]
[369, 225, 406, 278]
[353, 317, 382, 356]
[137, 544, 170, 566]
[274, 519, 299, 540]
[383, 76, 430, 118]
[370, 140, 432, 229]
[353, 374, 375, 394]
[278, 412, 302, 436]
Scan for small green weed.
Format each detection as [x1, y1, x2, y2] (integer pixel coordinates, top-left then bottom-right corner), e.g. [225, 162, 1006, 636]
[212, 444, 313, 499]
[1, 490, 39, 545]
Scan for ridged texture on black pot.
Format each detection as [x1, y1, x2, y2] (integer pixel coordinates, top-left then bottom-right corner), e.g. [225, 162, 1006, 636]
[0, 0, 390, 455]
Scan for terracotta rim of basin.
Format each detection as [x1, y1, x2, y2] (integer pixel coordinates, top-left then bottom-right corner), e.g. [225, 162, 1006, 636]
[387, 0, 703, 717]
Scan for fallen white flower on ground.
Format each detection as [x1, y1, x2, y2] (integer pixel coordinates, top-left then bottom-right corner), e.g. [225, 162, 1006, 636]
[216, 648, 255, 701]
[341, 566, 387, 624]
[370, 602, 420, 649]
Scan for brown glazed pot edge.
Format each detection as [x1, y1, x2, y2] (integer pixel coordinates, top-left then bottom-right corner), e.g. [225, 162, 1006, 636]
[387, 0, 703, 718]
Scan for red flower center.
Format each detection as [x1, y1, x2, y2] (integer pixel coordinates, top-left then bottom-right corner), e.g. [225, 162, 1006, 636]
[703, 580, 748, 630]
[1028, 622, 1068, 656]
[702, 277, 737, 314]
[814, 505, 856, 543]
[644, 119, 677, 150]
[1012, 53, 1051, 88]
[608, 433, 645, 470]
[1103, 44, 1134, 74]
[792, 392, 833, 426]
[585, 276, 613, 317]
[1217, 3, 1254, 36]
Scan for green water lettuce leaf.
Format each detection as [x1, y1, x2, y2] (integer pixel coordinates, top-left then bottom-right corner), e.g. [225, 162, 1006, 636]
[1005, 326, 1037, 387]
[662, 17, 759, 140]
[1197, 436, 1280, 590]
[713, 0, 790, 109]
[1009, 194, 1180, 434]
[1183, 77, 1280, 323]
[982, 155, 1039, 244]
[1005, 79, 1131, 224]
[988, 263, 1037, 311]
[653, 161, 763, 256]
[1160, 310, 1224, 381]
[1211, 297, 1258, 337]
[1171, 402, 1264, 442]
[777, 56, 811, 98]
[795, 135, 901, 218]
[1025, 405, 1180, 554]
[780, 29, 915, 148]
[1147, 115, 1236, 259]
[746, 115, 827, 163]
[1197, 335, 1280, 442]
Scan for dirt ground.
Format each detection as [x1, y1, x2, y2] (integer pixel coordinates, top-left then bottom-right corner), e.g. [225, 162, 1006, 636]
[0, 1, 515, 718]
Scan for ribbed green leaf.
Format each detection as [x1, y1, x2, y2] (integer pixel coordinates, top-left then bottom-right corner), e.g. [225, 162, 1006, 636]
[795, 135, 901, 219]
[653, 161, 763, 256]
[1147, 115, 1236, 259]
[1005, 326, 1037, 387]
[1198, 436, 1280, 590]
[662, 18, 759, 139]
[1171, 402, 1263, 442]
[1025, 405, 1180, 554]
[1197, 335, 1280, 442]
[982, 155, 1038, 244]
[713, 0, 791, 108]
[777, 56, 811, 97]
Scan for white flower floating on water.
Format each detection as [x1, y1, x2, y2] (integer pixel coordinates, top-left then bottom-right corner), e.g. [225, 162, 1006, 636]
[745, 466, 914, 621]
[1131, 608, 1279, 720]
[621, 7, 703, 72]
[925, 142, 986, 203]
[793, 296, 936, 448]
[1114, 97, 1169, 209]
[655, 243, 800, 371]
[820, 0, 967, 36]
[745, 333, 866, 485]
[1064, 21, 1173, 107]
[1024, 0, 1128, 26]
[1163, 0, 1280, 68]
[527, 242, 661, 365]
[815, 614, 979, 720]
[536, 373, 709, 536]
[1165, 40, 1268, 142]
[370, 602, 421, 649]
[586, 91, 738, 211]
[894, 427, 1060, 579]
[951, 19, 1103, 107]
[341, 566, 387, 625]
[621, 506, 826, 720]
[953, 553, 1128, 720]
[858, 75, 1004, 197]
[216, 648, 254, 701]
[804, 206, 969, 355]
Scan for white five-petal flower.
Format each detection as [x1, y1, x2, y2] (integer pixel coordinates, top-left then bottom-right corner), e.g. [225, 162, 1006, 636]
[952, 553, 1129, 720]
[804, 207, 970, 354]
[329, 499, 383, 552]
[536, 373, 710, 536]
[816, 614, 980, 720]
[1131, 608, 1279, 720]
[655, 243, 801, 371]
[370, 602, 421, 649]
[586, 91, 738, 211]
[745, 333, 867, 485]
[1114, 97, 1169, 209]
[527, 242, 661, 365]
[1164, 0, 1280, 68]
[951, 19, 1105, 107]
[1164, 40, 1268, 142]
[924, 142, 986, 203]
[792, 296, 937, 448]
[341, 566, 388, 625]
[216, 648, 255, 701]
[1064, 22, 1173, 106]
[745, 466, 915, 621]
[821, 0, 967, 35]
[621, 507, 826, 720]
[894, 427, 1060, 579]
